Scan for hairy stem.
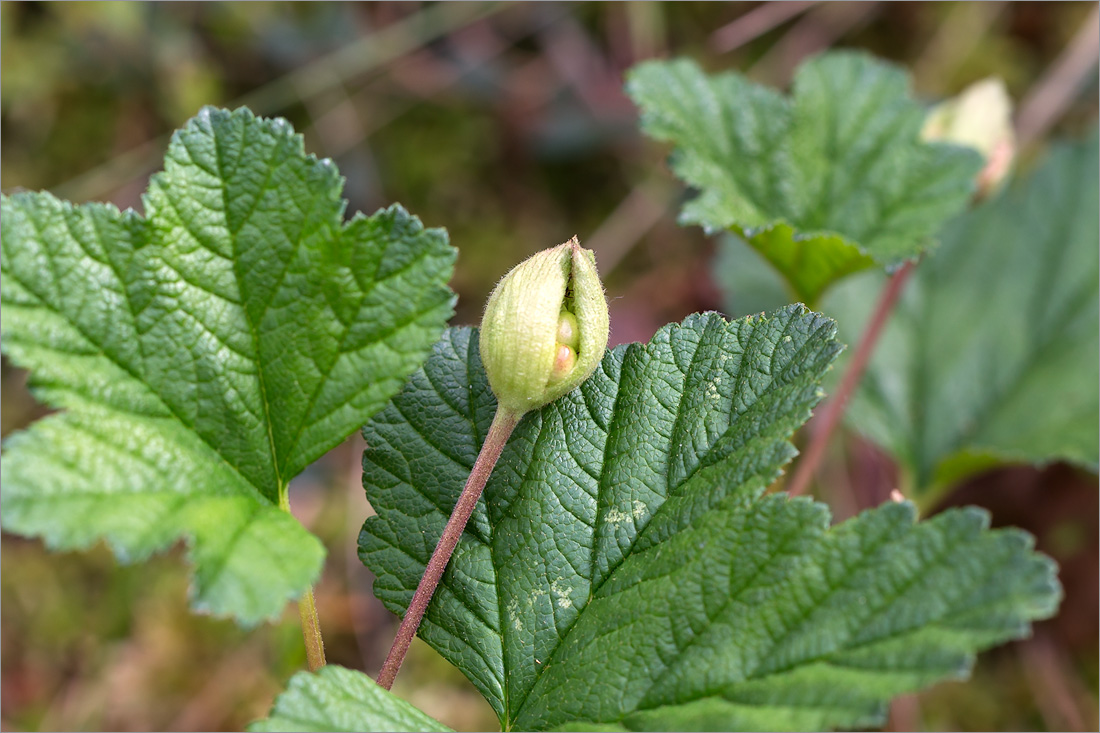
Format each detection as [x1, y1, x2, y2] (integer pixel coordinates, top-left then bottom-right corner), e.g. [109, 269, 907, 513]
[279, 486, 327, 672]
[786, 261, 916, 498]
[376, 404, 521, 690]
[298, 588, 327, 672]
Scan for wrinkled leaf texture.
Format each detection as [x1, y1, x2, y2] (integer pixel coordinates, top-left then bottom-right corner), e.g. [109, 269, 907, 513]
[1, 107, 456, 624]
[359, 307, 1059, 731]
[627, 51, 983, 305]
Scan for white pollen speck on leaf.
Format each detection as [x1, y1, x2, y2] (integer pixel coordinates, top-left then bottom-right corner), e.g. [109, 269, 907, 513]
[507, 599, 523, 631]
[551, 579, 574, 609]
[606, 507, 628, 525]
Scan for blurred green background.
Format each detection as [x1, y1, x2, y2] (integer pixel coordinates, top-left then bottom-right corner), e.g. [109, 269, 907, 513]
[2, 2, 1097, 731]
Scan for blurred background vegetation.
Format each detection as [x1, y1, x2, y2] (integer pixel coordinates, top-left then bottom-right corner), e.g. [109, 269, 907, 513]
[2, 2, 1097, 731]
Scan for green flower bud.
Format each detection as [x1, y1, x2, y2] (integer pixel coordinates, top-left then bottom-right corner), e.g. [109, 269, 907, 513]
[479, 236, 610, 416]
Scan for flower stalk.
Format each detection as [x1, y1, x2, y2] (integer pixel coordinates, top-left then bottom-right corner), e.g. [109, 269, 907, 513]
[376, 237, 609, 689]
[376, 405, 520, 690]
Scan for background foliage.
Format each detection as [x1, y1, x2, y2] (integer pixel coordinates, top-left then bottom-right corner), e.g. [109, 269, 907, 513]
[2, 2, 1097, 731]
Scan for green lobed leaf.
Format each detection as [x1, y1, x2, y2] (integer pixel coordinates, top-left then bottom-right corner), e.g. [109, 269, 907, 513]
[1, 106, 456, 625]
[627, 51, 984, 305]
[249, 665, 451, 732]
[251, 660, 448, 730]
[358, 308, 1059, 730]
[825, 133, 1100, 497]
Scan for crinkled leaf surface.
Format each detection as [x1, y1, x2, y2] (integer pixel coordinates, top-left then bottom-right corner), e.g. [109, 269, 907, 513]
[249, 666, 451, 732]
[627, 51, 983, 305]
[826, 133, 1100, 495]
[1, 106, 456, 625]
[358, 308, 1059, 731]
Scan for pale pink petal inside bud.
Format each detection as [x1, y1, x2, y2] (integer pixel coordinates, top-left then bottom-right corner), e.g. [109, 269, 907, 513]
[549, 343, 577, 384]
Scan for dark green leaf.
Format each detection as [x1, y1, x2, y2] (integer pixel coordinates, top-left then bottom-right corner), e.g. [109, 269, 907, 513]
[250, 666, 451, 732]
[359, 308, 1059, 730]
[1, 106, 456, 624]
[627, 52, 983, 305]
[826, 133, 1100, 495]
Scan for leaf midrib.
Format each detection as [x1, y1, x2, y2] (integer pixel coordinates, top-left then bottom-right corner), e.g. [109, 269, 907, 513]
[14, 206, 275, 508]
[212, 117, 290, 497]
[624, 519, 1016, 721]
[508, 314, 815, 722]
[537, 512, 1021, 729]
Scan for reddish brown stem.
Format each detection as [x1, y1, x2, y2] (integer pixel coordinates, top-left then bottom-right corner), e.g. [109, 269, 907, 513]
[376, 405, 520, 690]
[786, 261, 916, 498]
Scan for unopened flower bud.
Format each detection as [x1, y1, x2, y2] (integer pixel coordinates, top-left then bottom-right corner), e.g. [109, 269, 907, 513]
[479, 237, 610, 416]
[922, 77, 1015, 198]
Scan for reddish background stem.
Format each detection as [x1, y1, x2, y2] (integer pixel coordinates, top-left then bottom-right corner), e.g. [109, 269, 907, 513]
[785, 260, 916, 498]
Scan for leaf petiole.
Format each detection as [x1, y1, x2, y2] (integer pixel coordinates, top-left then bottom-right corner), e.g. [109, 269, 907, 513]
[376, 404, 521, 690]
[297, 588, 326, 672]
[279, 486, 327, 672]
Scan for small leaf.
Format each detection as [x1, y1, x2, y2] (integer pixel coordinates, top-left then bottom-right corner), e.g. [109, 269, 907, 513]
[627, 52, 983, 305]
[826, 133, 1100, 494]
[359, 308, 1060, 730]
[1, 107, 456, 624]
[249, 666, 451, 732]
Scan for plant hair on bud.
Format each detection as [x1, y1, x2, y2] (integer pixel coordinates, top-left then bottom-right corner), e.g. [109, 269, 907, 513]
[479, 236, 610, 416]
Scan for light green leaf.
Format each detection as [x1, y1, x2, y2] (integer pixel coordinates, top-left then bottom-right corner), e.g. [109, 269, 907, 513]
[1, 106, 456, 625]
[358, 308, 1059, 731]
[627, 52, 983, 305]
[826, 133, 1100, 496]
[250, 665, 451, 732]
[713, 232, 791, 319]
